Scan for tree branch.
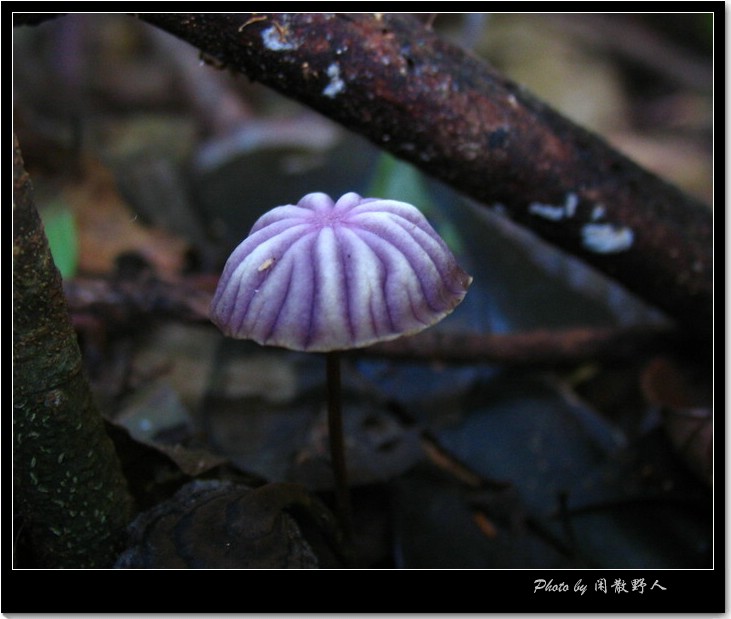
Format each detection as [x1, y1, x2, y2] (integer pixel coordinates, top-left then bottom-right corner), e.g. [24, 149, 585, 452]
[139, 13, 712, 338]
[364, 325, 676, 366]
[13, 135, 134, 567]
[62, 276, 674, 366]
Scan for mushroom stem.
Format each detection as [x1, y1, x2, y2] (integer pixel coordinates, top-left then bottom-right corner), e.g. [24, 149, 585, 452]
[326, 351, 352, 540]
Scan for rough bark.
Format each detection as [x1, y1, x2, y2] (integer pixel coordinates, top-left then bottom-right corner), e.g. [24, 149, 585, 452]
[13, 136, 134, 568]
[139, 13, 712, 339]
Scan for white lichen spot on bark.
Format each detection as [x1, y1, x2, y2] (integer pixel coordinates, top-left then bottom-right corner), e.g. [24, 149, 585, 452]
[261, 25, 298, 51]
[528, 192, 579, 221]
[564, 192, 578, 217]
[322, 63, 345, 98]
[591, 204, 606, 221]
[581, 223, 634, 254]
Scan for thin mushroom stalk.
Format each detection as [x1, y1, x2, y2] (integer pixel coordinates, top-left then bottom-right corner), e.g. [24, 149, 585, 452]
[209, 192, 472, 542]
[325, 351, 351, 539]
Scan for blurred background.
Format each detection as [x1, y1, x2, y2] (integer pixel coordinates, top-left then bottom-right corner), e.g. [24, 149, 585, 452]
[13, 13, 714, 568]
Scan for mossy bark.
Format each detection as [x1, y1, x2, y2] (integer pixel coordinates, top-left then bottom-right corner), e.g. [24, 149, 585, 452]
[13, 136, 133, 568]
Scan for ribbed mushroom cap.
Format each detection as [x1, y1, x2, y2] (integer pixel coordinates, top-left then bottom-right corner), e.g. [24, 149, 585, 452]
[210, 192, 472, 352]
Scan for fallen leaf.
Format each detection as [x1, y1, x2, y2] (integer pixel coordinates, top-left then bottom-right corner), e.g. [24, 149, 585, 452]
[64, 157, 189, 278]
[641, 356, 713, 485]
[115, 480, 345, 568]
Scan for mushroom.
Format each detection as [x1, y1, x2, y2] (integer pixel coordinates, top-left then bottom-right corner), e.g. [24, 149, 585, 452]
[210, 191, 472, 538]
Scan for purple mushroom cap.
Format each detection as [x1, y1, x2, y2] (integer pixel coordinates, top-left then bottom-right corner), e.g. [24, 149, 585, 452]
[210, 192, 472, 352]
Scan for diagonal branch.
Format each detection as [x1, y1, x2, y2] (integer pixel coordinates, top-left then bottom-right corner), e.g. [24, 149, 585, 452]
[137, 13, 712, 339]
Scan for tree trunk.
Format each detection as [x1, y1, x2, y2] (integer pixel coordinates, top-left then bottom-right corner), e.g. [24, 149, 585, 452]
[13, 135, 134, 568]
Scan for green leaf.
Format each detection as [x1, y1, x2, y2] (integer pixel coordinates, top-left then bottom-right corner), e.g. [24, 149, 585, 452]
[367, 153, 464, 253]
[41, 201, 78, 279]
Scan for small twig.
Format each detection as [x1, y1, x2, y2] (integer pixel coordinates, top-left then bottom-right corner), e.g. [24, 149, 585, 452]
[239, 15, 267, 32]
[362, 325, 677, 366]
[63, 275, 216, 324]
[420, 432, 510, 490]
